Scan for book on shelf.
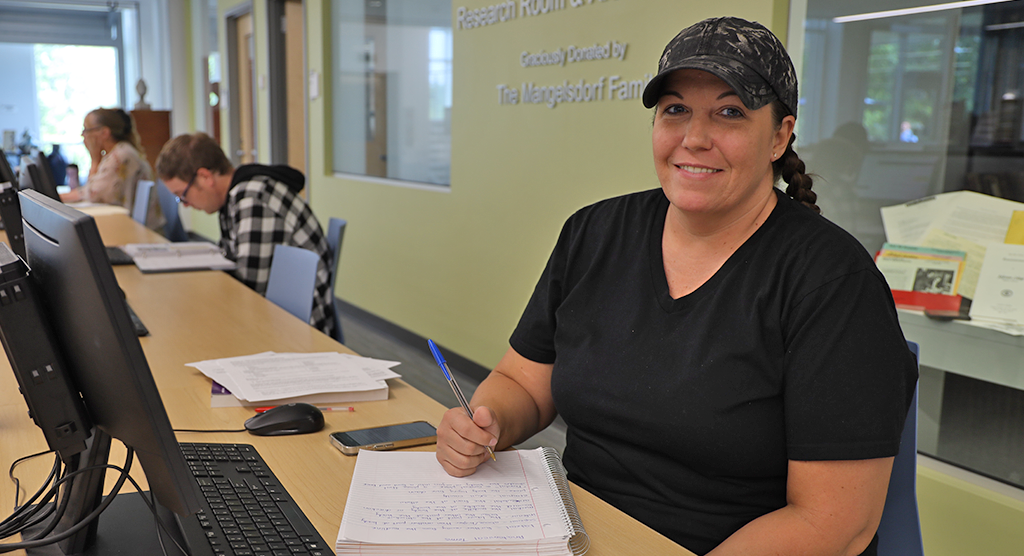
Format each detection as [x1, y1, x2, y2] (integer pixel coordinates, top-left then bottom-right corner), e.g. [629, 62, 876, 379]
[123, 242, 236, 273]
[336, 447, 590, 556]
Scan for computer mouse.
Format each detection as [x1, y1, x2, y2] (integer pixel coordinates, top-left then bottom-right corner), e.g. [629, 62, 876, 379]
[244, 403, 325, 436]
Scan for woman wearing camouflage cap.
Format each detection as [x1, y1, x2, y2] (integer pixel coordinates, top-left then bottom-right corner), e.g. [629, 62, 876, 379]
[436, 16, 917, 556]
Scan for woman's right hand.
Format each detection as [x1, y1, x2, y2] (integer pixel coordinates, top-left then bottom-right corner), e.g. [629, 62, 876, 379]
[436, 405, 500, 477]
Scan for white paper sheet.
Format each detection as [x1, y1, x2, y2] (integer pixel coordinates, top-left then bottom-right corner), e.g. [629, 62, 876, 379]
[882, 191, 1024, 247]
[969, 243, 1024, 325]
[339, 449, 567, 545]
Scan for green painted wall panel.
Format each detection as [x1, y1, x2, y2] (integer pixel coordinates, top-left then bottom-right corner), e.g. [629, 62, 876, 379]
[306, 0, 776, 367]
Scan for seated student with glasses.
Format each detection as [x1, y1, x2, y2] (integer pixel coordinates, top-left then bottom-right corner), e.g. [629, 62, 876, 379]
[155, 132, 336, 337]
[61, 108, 153, 217]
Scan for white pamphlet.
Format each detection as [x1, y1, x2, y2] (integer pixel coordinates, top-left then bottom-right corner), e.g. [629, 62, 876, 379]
[969, 243, 1024, 325]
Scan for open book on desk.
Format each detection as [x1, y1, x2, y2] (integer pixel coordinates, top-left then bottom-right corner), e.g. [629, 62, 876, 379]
[337, 448, 590, 555]
[123, 242, 236, 273]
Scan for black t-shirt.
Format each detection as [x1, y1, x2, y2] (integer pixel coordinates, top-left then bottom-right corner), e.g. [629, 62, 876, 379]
[510, 188, 918, 555]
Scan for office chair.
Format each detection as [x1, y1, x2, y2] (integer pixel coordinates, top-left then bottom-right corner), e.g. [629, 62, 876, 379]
[326, 217, 348, 344]
[265, 244, 319, 324]
[155, 179, 190, 242]
[132, 180, 155, 224]
[876, 341, 924, 556]
[34, 150, 59, 192]
[19, 163, 61, 202]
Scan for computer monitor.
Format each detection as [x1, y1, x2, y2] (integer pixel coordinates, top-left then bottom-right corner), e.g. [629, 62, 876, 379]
[1, 189, 201, 554]
[0, 148, 16, 186]
[0, 149, 23, 257]
[19, 163, 61, 202]
[35, 150, 59, 190]
[0, 182, 26, 260]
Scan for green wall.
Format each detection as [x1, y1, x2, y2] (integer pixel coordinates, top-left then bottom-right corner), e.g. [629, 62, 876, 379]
[306, 0, 779, 367]
[919, 465, 1024, 555]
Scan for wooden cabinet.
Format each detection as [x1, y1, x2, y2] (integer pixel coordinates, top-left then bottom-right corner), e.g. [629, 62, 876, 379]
[130, 109, 171, 174]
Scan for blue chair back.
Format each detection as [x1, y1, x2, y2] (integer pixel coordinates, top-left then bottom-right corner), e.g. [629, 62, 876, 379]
[326, 217, 347, 343]
[132, 180, 155, 224]
[265, 244, 319, 324]
[155, 179, 190, 242]
[876, 341, 924, 556]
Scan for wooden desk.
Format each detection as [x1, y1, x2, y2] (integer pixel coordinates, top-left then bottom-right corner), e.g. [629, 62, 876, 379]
[0, 215, 692, 556]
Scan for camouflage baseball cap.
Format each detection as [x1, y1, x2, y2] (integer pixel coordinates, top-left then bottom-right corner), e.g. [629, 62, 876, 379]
[641, 16, 798, 118]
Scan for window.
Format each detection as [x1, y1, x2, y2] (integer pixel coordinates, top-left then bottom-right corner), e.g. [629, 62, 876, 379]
[34, 44, 121, 176]
[862, 24, 947, 144]
[330, 0, 452, 186]
[0, 2, 138, 179]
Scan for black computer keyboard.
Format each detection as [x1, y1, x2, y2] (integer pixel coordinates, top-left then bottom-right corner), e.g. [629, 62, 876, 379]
[106, 245, 134, 265]
[178, 442, 330, 556]
[125, 299, 149, 336]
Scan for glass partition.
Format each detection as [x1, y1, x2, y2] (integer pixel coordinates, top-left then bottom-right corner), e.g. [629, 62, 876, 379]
[330, 0, 452, 186]
[799, 0, 1024, 490]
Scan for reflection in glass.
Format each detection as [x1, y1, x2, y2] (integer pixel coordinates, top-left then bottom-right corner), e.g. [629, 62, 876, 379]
[800, 0, 1024, 491]
[331, 0, 452, 186]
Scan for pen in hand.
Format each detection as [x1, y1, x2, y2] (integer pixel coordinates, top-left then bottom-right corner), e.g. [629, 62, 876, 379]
[427, 339, 497, 462]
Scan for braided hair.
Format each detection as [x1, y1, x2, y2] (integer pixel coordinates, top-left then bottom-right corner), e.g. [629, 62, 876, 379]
[771, 101, 818, 214]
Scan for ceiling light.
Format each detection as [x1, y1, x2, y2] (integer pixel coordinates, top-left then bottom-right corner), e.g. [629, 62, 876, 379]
[833, 0, 1013, 23]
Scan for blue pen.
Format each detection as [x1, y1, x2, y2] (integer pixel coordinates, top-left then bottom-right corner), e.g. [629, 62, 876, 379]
[428, 339, 496, 461]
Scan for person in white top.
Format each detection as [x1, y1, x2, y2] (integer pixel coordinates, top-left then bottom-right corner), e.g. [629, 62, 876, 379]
[61, 107, 151, 211]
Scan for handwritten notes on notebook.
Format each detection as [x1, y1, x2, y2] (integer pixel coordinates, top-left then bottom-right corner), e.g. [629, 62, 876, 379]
[336, 448, 589, 555]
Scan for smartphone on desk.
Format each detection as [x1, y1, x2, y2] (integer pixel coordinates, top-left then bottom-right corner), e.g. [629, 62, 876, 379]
[330, 420, 437, 455]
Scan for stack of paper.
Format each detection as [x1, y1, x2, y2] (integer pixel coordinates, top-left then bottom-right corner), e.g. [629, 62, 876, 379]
[880, 191, 1024, 297]
[880, 191, 1024, 330]
[124, 242, 237, 273]
[187, 352, 401, 408]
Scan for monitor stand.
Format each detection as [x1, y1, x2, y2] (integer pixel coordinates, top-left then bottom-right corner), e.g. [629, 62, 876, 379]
[24, 492, 191, 556]
[20, 431, 197, 555]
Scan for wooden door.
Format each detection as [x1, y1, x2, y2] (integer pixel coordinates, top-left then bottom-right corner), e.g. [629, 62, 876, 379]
[235, 12, 256, 164]
[366, 72, 387, 177]
[284, 0, 305, 173]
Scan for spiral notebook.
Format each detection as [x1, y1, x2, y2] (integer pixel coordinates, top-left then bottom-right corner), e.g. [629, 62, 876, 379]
[336, 447, 589, 555]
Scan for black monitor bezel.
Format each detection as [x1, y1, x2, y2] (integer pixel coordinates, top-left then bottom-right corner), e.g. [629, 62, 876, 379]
[0, 148, 16, 186]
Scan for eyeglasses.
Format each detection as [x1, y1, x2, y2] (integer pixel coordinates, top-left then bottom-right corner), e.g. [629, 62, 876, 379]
[81, 126, 102, 135]
[176, 171, 198, 204]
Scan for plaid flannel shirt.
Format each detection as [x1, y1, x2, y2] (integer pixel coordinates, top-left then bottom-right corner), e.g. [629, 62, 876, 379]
[218, 171, 335, 337]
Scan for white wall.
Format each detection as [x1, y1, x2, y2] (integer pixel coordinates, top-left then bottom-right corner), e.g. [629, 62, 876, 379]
[0, 43, 40, 147]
